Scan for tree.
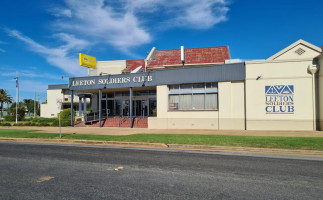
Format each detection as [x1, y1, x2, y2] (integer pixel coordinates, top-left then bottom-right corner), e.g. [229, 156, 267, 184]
[23, 99, 36, 116]
[0, 89, 12, 118]
[20, 99, 41, 116]
[7, 102, 25, 121]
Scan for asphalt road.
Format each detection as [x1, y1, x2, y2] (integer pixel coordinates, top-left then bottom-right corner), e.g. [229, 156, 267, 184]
[0, 142, 322, 200]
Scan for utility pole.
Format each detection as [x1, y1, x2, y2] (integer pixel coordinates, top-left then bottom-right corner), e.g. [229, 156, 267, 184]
[34, 92, 36, 117]
[14, 72, 19, 123]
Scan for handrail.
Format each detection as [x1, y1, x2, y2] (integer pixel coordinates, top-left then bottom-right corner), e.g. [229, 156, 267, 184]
[120, 117, 127, 124]
[85, 112, 107, 123]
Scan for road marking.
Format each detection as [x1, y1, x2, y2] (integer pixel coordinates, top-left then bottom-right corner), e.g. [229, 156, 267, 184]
[36, 176, 54, 183]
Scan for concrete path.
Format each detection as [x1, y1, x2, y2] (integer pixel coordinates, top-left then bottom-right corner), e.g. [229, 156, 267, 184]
[1, 126, 323, 137]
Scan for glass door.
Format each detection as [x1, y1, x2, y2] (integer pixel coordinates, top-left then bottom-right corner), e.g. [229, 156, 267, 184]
[107, 100, 114, 116]
[141, 100, 148, 117]
[122, 100, 129, 117]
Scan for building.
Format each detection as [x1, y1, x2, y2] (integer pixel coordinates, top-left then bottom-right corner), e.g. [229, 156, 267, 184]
[245, 40, 321, 130]
[41, 40, 323, 130]
[40, 84, 90, 118]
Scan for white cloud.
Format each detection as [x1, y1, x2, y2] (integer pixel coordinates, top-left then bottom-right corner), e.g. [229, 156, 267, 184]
[53, 33, 90, 51]
[6, 29, 87, 76]
[6, 0, 229, 75]
[52, 0, 151, 51]
[124, 0, 229, 29]
[49, 7, 72, 18]
[51, 0, 229, 51]
[172, 0, 229, 29]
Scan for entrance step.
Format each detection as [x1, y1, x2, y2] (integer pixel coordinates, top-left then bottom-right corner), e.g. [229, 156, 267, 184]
[89, 117, 148, 128]
[74, 121, 86, 127]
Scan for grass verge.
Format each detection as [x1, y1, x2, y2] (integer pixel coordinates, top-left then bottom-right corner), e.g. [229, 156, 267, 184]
[0, 129, 322, 151]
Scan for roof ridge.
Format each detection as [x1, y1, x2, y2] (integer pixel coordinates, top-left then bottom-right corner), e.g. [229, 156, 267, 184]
[126, 59, 145, 61]
[155, 46, 228, 52]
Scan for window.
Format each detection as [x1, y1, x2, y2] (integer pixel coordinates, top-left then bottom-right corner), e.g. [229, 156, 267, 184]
[169, 95, 179, 110]
[168, 83, 218, 111]
[205, 93, 218, 110]
[179, 94, 192, 110]
[192, 94, 204, 110]
[169, 85, 179, 91]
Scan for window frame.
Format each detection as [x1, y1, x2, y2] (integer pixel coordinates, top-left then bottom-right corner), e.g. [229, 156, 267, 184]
[168, 82, 218, 111]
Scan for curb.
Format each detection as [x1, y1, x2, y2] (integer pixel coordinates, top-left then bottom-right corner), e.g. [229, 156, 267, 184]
[0, 137, 322, 157]
[0, 137, 169, 148]
[167, 144, 323, 156]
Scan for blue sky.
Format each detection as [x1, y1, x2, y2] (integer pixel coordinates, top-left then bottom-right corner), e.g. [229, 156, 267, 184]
[0, 0, 322, 102]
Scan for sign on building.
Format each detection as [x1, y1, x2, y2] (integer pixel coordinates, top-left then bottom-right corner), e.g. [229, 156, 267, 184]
[79, 53, 96, 69]
[265, 85, 294, 114]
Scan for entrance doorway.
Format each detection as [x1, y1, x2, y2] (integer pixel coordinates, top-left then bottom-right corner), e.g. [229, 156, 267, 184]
[101, 90, 156, 117]
[133, 100, 148, 117]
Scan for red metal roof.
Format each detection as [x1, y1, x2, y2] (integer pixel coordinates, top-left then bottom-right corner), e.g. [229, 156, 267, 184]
[123, 59, 145, 72]
[147, 46, 230, 68]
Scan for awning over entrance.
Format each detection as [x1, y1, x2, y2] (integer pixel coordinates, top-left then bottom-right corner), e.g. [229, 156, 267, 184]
[68, 63, 245, 91]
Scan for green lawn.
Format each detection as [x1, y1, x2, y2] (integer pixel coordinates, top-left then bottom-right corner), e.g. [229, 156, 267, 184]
[0, 129, 323, 150]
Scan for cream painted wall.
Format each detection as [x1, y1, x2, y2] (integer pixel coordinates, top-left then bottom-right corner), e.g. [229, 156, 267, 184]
[245, 60, 315, 130]
[219, 81, 245, 130]
[40, 89, 87, 118]
[149, 82, 245, 129]
[41, 89, 64, 118]
[90, 60, 126, 76]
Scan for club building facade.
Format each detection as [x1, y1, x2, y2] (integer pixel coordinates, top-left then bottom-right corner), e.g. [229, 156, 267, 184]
[41, 39, 323, 130]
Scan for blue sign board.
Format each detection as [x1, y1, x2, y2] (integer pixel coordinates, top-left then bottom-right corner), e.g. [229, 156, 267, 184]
[265, 85, 294, 114]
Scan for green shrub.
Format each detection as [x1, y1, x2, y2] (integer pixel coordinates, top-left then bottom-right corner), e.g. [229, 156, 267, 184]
[38, 122, 50, 126]
[4, 114, 25, 121]
[13, 123, 25, 126]
[24, 117, 33, 122]
[4, 115, 16, 122]
[7, 105, 25, 121]
[51, 119, 71, 127]
[23, 122, 32, 126]
[76, 118, 82, 121]
[59, 108, 75, 121]
[0, 122, 11, 126]
[32, 117, 56, 123]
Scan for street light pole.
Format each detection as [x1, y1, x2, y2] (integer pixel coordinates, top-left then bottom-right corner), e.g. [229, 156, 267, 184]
[34, 92, 36, 117]
[14, 72, 19, 123]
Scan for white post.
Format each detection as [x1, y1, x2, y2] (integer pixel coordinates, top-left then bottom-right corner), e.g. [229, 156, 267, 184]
[59, 113, 61, 138]
[181, 46, 185, 68]
[15, 72, 19, 124]
[56, 99, 62, 138]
